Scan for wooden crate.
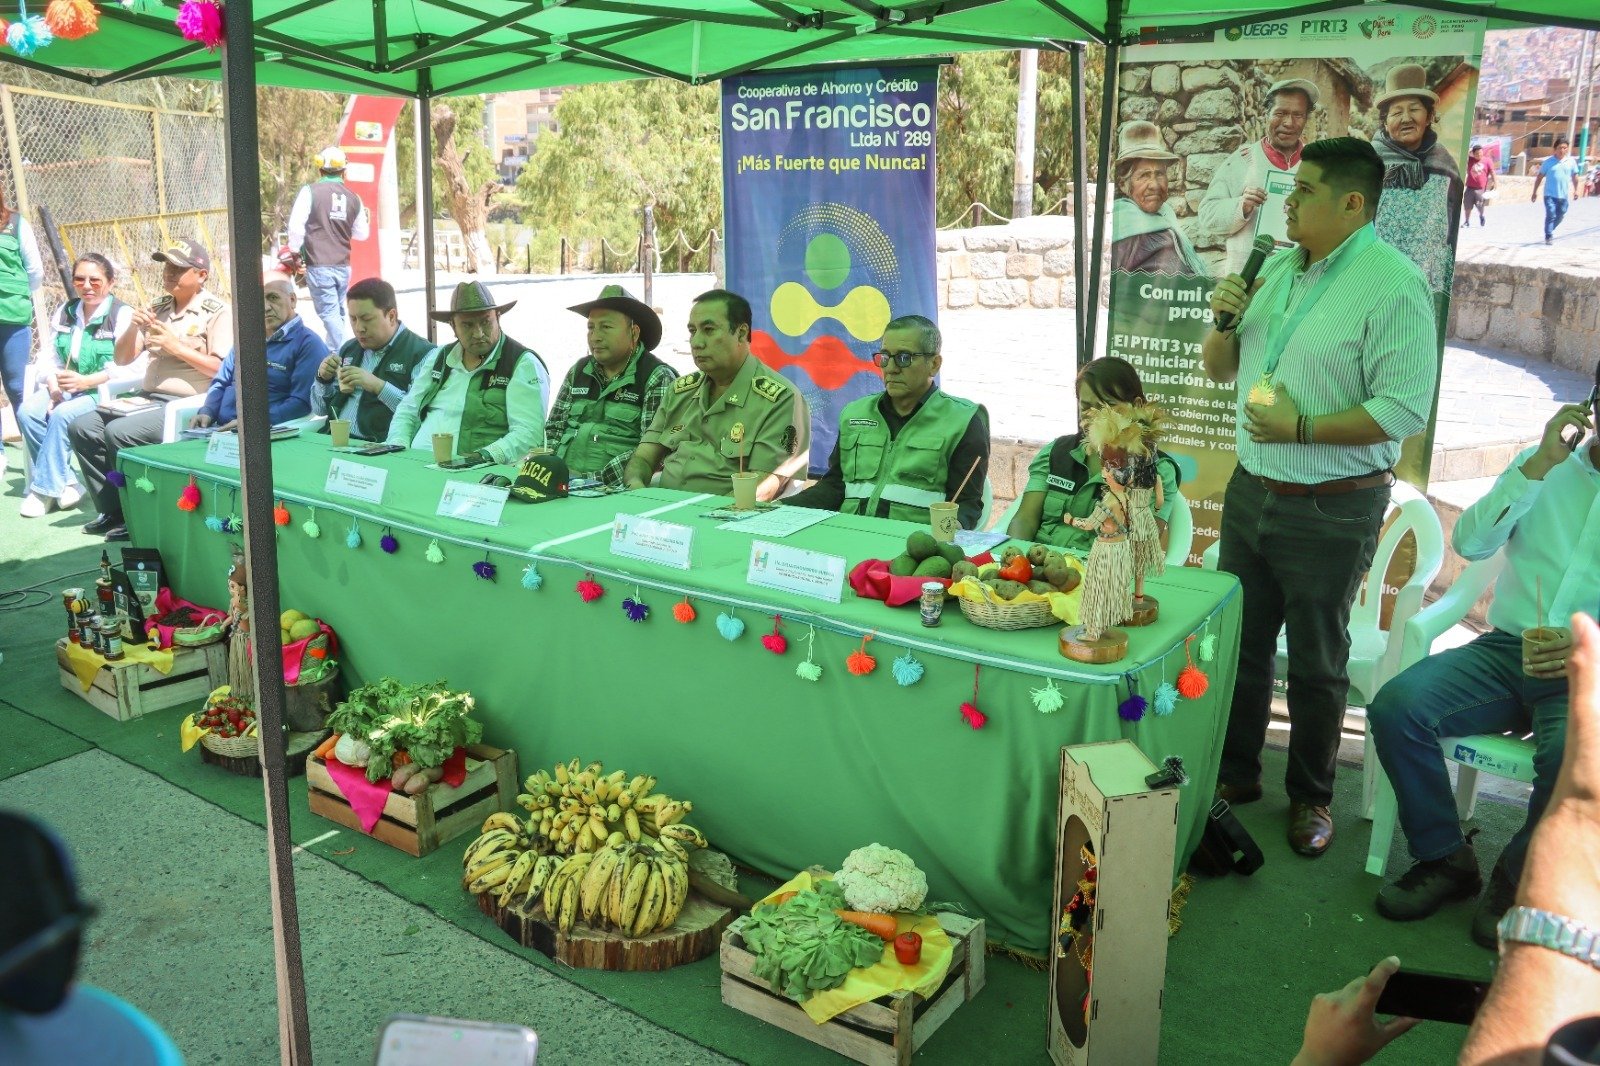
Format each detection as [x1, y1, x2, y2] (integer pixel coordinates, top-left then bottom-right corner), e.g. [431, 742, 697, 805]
[55, 637, 226, 722]
[720, 912, 986, 1066]
[305, 744, 517, 857]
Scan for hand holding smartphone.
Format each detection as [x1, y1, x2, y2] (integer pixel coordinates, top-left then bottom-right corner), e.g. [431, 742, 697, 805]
[1373, 966, 1490, 1025]
[375, 1014, 537, 1065]
[1563, 385, 1599, 451]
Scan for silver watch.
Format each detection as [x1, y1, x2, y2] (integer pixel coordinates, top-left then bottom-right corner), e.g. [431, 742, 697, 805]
[1497, 906, 1600, 970]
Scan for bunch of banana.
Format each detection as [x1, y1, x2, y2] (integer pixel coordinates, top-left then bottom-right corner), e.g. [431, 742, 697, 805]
[539, 852, 595, 933]
[575, 837, 692, 936]
[515, 758, 707, 858]
[461, 812, 539, 897]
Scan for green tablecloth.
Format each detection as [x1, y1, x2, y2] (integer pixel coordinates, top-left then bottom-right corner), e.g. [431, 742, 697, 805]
[118, 436, 1240, 954]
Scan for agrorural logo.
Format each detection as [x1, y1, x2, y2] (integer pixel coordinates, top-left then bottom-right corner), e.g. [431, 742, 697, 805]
[1412, 14, 1437, 38]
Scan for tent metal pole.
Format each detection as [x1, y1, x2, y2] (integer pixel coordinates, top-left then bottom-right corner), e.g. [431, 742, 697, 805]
[1070, 42, 1089, 368]
[418, 72, 439, 342]
[1085, 5, 1120, 366]
[219, 1, 313, 1062]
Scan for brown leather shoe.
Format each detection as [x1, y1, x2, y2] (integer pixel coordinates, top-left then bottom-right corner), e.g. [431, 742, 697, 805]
[1216, 781, 1264, 805]
[1289, 803, 1333, 857]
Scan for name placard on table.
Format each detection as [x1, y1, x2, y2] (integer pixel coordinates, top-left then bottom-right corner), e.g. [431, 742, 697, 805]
[746, 540, 847, 604]
[325, 458, 388, 505]
[610, 513, 694, 570]
[437, 480, 509, 527]
[203, 431, 240, 469]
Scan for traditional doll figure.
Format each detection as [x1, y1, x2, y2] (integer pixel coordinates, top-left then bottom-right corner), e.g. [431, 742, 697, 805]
[1071, 445, 1135, 641]
[225, 547, 256, 708]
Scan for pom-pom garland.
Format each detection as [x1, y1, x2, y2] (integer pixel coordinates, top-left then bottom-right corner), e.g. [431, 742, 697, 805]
[1177, 634, 1209, 698]
[796, 660, 822, 682]
[891, 652, 924, 687]
[106, 469, 126, 489]
[960, 702, 987, 729]
[622, 596, 649, 622]
[204, 515, 224, 533]
[576, 575, 604, 602]
[1118, 693, 1148, 722]
[1199, 632, 1216, 663]
[302, 513, 321, 539]
[473, 559, 496, 581]
[845, 633, 876, 675]
[177, 476, 201, 511]
[716, 612, 745, 641]
[1153, 681, 1180, 717]
[346, 520, 362, 549]
[521, 563, 543, 590]
[43, 0, 97, 39]
[672, 598, 696, 623]
[761, 615, 786, 654]
[175, 0, 222, 49]
[7, 14, 53, 56]
[1031, 678, 1065, 714]
[380, 530, 399, 554]
[273, 501, 290, 526]
[425, 539, 444, 564]
[134, 476, 155, 493]
[225, 513, 241, 533]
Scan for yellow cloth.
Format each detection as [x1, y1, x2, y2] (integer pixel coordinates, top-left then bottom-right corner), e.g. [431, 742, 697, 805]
[757, 871, 953, 1025]
[948, 554, 1085, 625]
[179, 713, 208, 753]
[62, 638, 174, 691]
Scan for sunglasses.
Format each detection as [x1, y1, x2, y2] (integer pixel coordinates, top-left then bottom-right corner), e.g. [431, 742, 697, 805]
[71, 276, 105, 285]
[872, 351, 934, 369]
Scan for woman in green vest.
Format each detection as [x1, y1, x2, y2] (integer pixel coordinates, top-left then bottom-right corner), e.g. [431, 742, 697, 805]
[17, 254, 138, 517]
[0, 187, 42, 484]
[1008, 356, 1179, 553]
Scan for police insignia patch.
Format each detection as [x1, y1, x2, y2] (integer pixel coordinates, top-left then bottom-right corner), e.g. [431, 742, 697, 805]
[782, 425, 798, 454]
[672, 373, 702, 394]
[752, 375, 783, 402]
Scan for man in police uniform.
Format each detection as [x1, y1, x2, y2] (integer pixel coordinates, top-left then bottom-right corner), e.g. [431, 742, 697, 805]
[544, 284, 677, 485]
[288, 145, 369, 348]
[386, 281, 548, 465]
[789, 314, 988, 528]
[69, 237, 231, 540]
[310, 277, 433, 442]
[623, 289, 808, 499]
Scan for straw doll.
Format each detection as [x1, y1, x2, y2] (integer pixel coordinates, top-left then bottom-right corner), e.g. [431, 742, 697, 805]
[225, 546, 256, 708]
[1126, 402, 1168, 600]
[1070, 406, 1138, 641]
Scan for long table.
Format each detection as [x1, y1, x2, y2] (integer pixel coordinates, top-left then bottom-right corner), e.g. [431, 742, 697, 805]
[119, 435, 1240, 954]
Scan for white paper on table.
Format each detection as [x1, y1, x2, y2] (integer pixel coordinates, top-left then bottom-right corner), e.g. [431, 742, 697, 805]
[953, 530, 1008, 552]
[746, 540, 846, 603]
[1253, 167, 1296, 245]
[325, 458, 388, 505]
[203, 431, 240, 469]
[611, 513, 695, 570]
[436, 480, 510, 527]
[715, 506, 833, 538]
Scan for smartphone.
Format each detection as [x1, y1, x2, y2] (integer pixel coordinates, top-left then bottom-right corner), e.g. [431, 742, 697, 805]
[355, 443, 406, 457]
[1374, 966, 1491, 1025]
[374, 1014, 537, 1065]
[440, 455, 492, 471]
[1566, 385, 1600, 451]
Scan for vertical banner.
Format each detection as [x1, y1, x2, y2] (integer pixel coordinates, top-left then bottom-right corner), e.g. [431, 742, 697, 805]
[722, 66, 938, 473]
[1107, 5, 1484, 563]
[334, 95, 407, 283]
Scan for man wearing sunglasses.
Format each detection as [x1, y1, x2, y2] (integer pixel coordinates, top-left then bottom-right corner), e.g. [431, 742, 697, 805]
[789, 315, 988, 528]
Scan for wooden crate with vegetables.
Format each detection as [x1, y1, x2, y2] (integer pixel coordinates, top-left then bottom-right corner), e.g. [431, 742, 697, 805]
[55, 636, 226, 722]
[718, 851, 987, 1066]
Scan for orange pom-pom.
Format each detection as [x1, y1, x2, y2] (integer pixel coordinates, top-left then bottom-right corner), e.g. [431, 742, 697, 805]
[1176, 664, 1209, 699]
[44, 0, 97, 39]
[846, 649, 876, 675]
[273, 502, 290, 526]
[672, 599, 696, 623]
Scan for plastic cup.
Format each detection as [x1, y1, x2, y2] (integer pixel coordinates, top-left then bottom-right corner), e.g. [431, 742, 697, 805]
[329, 419, 351, 448]
[432, 432, 455, 464]
[731, 471, 760, 510]
[1522, 626, 1560, 677]
[929, 502, 959, 543]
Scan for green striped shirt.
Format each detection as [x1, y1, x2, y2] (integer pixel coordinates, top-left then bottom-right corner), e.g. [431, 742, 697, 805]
[1234, 222, 1438, 483]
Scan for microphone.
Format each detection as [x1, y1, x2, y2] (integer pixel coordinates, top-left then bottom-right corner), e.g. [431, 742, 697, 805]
[1215, 234, 1276, 333]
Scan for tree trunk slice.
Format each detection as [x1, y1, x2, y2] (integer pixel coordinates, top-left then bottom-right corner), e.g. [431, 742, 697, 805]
[199, 728, 327, 778]
[1059, 625, 1129, 664]
[1124, 595, 1159, 627]
[477, 890, 735, 971]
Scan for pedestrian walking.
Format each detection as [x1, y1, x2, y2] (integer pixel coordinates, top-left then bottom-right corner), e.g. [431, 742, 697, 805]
[1531, 138, 1581, 245]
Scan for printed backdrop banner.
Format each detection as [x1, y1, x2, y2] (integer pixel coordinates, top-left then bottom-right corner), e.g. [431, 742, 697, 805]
[1106, 5, 1484, 563]
[722, 66, 938, 474]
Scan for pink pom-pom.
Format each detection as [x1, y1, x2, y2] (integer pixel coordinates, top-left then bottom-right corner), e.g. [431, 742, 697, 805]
[1177, 664, 1209, 699]
[761, 633, 787, 654]
[960, 701, 987, 729]
[177, 476, 201, 511]
[576, 576, 604, 602]
[175, 0, 223, 49]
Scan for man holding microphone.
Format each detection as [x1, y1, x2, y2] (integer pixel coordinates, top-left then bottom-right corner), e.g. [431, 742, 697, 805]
[1201, 137, 1439, 857]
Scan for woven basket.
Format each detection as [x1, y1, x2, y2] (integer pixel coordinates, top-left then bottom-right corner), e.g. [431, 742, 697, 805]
[957, 594, 1057, 630]
[200, 730, 261, 758]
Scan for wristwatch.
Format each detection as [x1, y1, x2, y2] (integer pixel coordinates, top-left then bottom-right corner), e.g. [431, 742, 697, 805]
[1497, 906, 1600, 971]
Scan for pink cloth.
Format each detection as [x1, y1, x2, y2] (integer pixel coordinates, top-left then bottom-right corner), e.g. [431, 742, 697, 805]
[322, 747, 471, 834]
[143, 587, 226, 650]
[849, 551, 993, 607]
[281, 621, 338, 685]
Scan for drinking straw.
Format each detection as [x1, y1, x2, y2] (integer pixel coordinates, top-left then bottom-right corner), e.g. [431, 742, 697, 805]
[949, 456, 981, 504]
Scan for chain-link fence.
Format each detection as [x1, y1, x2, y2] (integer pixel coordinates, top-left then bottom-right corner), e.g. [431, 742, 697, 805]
[0, 85, 228, 315]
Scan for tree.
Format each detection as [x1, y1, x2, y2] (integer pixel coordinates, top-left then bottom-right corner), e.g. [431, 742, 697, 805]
[936, 51, 1015, 226]
[513, 79, 720, 271]
[256, 87, 346, 247]
[1036, 46, 1106, 207]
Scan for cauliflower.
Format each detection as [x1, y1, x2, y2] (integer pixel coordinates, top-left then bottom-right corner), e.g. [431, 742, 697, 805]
[834, 844, 928, 914]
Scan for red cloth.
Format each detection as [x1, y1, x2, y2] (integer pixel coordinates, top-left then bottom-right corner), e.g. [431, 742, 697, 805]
[322, 747, 470, 834]
[1261, 138, 1303, 172]
[143, 587, 226, 650]
[849, 552, 993, 607]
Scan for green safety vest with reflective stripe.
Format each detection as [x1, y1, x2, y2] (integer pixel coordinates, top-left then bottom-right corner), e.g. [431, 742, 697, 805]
[0, 217, 31, 326]
[837, 389, 981, 524]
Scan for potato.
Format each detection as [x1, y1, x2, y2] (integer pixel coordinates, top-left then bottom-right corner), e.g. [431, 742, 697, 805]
[402, 765, 443, 795]
[998, 545, 1025, 565]
[1026, 544, 1050, 567]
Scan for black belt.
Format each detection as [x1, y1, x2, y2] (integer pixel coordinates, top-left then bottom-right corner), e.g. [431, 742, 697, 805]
[1244, 468, 1394, 498]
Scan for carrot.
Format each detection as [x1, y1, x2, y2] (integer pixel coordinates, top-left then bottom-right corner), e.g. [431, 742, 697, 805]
[312, 733, 340, 761]
[835, 910, 897, 940]
[765, 891, 798, 908]
[392, 751, 412, 768]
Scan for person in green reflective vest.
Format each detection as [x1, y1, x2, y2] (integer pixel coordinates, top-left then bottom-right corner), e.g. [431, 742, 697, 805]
[0, 185, 42, 486]
[545, 284, 677, 486]
[789, 315, 989, 529]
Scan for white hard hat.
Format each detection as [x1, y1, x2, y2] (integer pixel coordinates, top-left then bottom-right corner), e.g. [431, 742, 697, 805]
[314, 145, 347, 171]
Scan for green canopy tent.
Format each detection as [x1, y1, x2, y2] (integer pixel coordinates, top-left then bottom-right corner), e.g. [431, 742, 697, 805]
[8, 3, 1599, 1060]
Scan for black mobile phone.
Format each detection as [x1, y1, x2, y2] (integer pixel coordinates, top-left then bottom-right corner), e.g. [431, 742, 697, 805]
[1374, 966, 1491, 1025]
[440, 455, 491, 471]
[374, 1014, 537, 1065]
[1567, 385, 1600, 451]
[355, 443, 405, 457]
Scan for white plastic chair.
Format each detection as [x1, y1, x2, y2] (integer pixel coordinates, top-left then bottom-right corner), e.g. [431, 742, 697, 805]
[16, 362, 140, 486]
[1164, 487, 1193, 567]
[1364, 552, 1527, 877]
[161, 394, 205, 442]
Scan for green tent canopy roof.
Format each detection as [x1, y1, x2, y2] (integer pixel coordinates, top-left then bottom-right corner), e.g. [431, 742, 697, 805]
[17, 0, 1600, 97]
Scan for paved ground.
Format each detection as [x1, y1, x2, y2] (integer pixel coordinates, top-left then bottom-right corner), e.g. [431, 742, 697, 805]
[1457, 188, 1600, 251]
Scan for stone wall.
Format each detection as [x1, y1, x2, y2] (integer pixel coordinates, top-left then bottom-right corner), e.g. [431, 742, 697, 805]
[1447, 245, 1600, 375]
[937, 214, 1106, 312]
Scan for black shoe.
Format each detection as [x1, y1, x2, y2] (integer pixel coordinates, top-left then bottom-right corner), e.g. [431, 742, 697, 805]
[1216, 781, 1264, 805]
[83, 513, 116, 534]
[1471, 858, 1517, 949]
[1375, 837, 1482, 921]
[103, 524, 129, 542]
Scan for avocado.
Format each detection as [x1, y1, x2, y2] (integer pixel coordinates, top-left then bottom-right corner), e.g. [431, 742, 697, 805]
[905, 531, 939, 561]
[888, 554, 919, 577]
[977, 563, 1000, 580]
[951, 560, 979, 583]
[937, 541, 966, 565]
[1026, 544, 1050, 567]
[914, 556, 953, 579]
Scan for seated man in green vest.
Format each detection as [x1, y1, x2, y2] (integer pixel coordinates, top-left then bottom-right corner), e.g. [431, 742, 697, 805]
[385, 281, 549, 464]
[544, 284, 678, 485]
[310, 277, 434, 442]
[623, 289, 809, 500]
[789, 315, 990, 529]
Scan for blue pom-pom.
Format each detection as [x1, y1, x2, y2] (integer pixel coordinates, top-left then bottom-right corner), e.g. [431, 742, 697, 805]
[716, 612, 745, 641]
[204, 515, 224, 533]
[521, 563, 543, 590]
[346, 524, 362, 549]
[1118, 694, 1148, 722]
[7, 16, 53, 57]
[891, 653, 924, 687]
[381, 533, 399, 554]
[1153, 682, 1180, 717]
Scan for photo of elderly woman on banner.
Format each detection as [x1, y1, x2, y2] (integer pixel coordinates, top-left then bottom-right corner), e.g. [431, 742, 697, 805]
[1110, 122, 1208, 277]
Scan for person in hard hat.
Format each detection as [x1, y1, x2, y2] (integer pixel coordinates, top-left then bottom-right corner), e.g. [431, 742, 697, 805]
[288, 145, 369, 349]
